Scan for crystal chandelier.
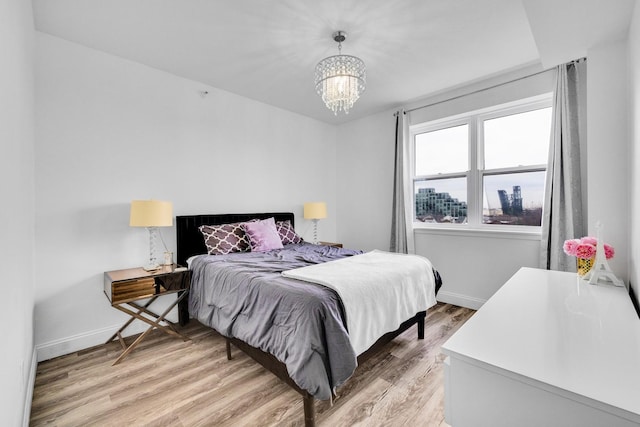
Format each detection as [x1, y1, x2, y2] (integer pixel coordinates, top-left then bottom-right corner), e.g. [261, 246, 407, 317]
[314, 31, 366, 115]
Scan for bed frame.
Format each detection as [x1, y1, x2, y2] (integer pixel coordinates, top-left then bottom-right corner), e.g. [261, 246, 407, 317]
[176, 212, 432, 427]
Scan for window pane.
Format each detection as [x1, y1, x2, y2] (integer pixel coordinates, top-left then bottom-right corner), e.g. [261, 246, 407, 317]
[482, 171, 546, 226]
[415, 178, 467, 224]
[415, 124, 468, 175]
[483, 107, 552, 169]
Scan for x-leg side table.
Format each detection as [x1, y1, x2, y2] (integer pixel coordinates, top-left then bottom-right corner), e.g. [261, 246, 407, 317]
[104, 265, 191, 365]
[106, 291, 190, 365]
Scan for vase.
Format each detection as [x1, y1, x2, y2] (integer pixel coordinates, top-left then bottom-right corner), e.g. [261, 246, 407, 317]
[577, 257, 594, 277]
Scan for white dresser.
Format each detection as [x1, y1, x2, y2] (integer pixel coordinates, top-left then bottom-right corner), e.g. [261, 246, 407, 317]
[442, 267, 640, 427]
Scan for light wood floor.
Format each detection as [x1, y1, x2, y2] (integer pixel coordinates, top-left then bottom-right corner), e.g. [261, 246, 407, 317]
[30, 303, 474, 427]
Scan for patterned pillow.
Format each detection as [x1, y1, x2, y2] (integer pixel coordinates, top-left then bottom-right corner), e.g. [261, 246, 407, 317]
[276, 220, 303, 245]
[243, 217, 284, 252]
[199, 221, 256, 255]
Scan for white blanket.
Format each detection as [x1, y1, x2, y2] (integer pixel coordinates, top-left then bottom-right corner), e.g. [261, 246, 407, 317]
[282, 250, 437, 355]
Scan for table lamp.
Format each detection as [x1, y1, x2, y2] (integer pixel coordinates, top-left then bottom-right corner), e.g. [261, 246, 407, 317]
[303, 202, 327, 244]
[130, 200, 173, 270]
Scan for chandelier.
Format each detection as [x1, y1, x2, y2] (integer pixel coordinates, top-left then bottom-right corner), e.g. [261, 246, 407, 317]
[314, 31, 366, 115]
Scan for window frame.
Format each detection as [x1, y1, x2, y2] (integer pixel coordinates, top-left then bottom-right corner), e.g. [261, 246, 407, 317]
[409, 94, 553, 234]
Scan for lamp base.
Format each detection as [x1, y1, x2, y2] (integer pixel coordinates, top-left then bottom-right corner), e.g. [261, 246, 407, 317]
[145, 227, 161, 271]
[312, 219, 319, 245]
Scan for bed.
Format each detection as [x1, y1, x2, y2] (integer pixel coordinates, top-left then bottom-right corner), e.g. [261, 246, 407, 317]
[176, 212, 441, 426]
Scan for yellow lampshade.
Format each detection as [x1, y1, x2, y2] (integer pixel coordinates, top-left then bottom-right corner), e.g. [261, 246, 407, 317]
[129, 200, 173, 227]
[304, 202, 327, 220]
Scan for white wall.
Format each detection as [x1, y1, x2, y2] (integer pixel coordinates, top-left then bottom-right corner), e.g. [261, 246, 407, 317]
[336, 109, 396, 251]
[587, 40, 630, 284]
[628, 2, 640, 309]
[34, 33, 338, 360]
[0, 0, 36, 425]
[337, 66, 554, 308]
[414, 231, 541, 308]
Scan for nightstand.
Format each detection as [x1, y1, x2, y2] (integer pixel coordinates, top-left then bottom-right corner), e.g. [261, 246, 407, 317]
[319, 241, 343, 248]
[104, 264, 191, 365]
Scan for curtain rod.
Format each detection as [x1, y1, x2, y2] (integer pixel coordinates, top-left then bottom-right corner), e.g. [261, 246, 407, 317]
[403, 68, 551, 114]
[396, 58, 586, 116]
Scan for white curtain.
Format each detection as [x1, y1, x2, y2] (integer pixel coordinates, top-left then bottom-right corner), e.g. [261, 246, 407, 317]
[390, 110, 414, 253]
[541, 60, 587, 271]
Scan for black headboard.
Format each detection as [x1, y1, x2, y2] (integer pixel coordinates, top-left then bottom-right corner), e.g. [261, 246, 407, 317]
[176, 212, 295, 266]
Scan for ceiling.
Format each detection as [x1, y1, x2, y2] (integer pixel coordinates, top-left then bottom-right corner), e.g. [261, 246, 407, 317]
[32, 0, 637, 125]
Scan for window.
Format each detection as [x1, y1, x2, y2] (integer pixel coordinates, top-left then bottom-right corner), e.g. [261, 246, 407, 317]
[411, 96, 552, 229]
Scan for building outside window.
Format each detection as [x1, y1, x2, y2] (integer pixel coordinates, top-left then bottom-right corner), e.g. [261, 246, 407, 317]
[410, 95, 553, 229]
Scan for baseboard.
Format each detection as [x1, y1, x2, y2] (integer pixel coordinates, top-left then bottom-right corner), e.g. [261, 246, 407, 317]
[36, 322, 148, 362]
[437, 290, 486, 310]
[22, 346, 37, 427]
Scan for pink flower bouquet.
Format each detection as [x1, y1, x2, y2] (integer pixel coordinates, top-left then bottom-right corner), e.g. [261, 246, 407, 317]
[563, 237, 614, 260]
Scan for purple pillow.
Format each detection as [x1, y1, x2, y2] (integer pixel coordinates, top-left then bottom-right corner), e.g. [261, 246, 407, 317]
[198, 220, 257, 255]
[243, 217, 284, 252]
[276, 220, 303, 245]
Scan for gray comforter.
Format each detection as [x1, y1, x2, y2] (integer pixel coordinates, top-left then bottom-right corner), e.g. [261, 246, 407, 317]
[188, 243, 363, 400]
